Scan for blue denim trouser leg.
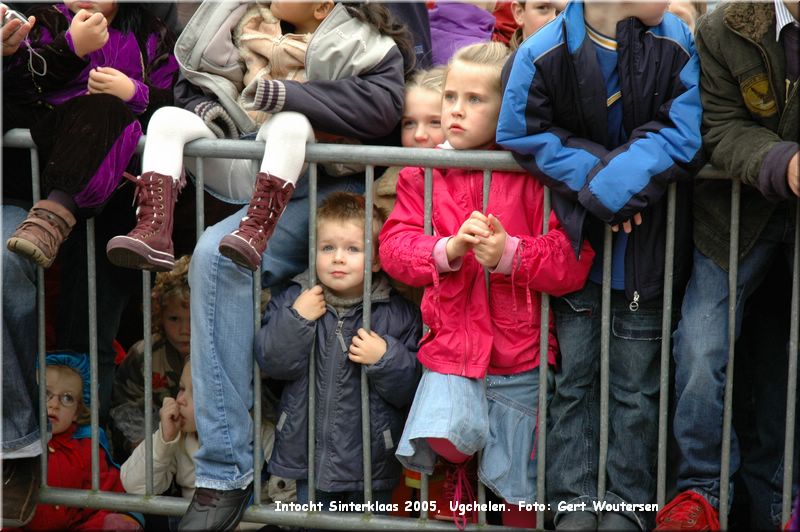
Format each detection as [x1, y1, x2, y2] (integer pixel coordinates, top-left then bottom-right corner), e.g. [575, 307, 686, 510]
[189, 174, 364, 490]
[672, 206, 796, 511]
[547, 281, 662, 529]
[738, 308, 800, 529]
[480, 369, 550, 505]
[2, 205, 41, 456]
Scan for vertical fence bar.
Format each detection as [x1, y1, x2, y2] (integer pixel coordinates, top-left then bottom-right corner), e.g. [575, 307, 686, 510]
[476, 168, 491, 527]
[657, 183, 677, 507]
[537, 188, 551, 528]
[597, 226, 612, 499]
[719, 178, 741, 528]
[419, 166, 433, 522]
[782, 198, 800, 522]
[253, 269, 263, 506]
[362, 165, 375, 508]
[31, 147, 49, 487]
[142, 271, 154, 495]
[194, 157, 205, 241]
[307, 163, 318, 504]
[87, 219, 100, 491]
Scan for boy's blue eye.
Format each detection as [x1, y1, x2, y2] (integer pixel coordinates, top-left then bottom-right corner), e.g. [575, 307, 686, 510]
[348, 246, 362, 253]
[401, 120, 416, 129]
[470, 95, 481, 104]
[321, 244, 334, 252]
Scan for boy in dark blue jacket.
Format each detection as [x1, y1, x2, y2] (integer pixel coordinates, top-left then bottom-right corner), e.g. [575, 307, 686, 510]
[256, 192, 421, 506]
[497, 1, 704, 529]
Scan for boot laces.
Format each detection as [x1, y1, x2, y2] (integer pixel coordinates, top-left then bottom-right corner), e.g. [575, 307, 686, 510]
[661, 492, 711, 527]
[237, 176, 292, 241]
[128, 174, 166, 238]
[443, 462, 475, 531]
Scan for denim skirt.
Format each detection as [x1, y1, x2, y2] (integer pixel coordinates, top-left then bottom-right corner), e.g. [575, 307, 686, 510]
[396, 368, 548, 503]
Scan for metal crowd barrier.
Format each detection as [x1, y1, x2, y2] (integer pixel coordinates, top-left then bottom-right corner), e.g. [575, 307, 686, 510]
[3, 128, 799, 530]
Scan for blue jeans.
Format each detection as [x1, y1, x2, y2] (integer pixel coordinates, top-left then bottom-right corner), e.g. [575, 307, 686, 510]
[672, 206, 796, 512]
[2, 205, 41, 456]
[189, 173, 364, 490]
[481, 370, 550, 505]
[547, 281, 663, 530]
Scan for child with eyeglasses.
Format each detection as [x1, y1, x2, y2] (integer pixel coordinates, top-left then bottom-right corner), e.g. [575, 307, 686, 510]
[23, 352, 142, 530]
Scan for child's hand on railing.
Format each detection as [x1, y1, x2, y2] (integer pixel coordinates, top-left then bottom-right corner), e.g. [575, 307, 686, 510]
[611, 212, 643, 234]
[348, 328, 387, 366]
[292, 285, 326, 321]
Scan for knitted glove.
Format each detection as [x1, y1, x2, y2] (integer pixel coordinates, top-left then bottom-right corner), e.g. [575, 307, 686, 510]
[194, 100, 238, 139]
[241, 79, 285, 113]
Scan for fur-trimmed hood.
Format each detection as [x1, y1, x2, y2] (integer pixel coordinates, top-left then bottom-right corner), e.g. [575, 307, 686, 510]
[723, 1, 776, 42]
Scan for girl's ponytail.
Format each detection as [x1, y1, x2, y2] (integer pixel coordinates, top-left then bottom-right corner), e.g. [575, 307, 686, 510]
[340, 3, 415, 74]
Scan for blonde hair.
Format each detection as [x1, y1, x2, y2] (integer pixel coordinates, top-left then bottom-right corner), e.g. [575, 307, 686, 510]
[446, 42, 511, 94]
[151, 255, 191, 338]
[406, 66, 446, 95]
[317, 192, 387, 243]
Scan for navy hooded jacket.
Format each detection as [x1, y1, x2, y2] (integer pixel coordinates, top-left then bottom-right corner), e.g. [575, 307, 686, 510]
[255, 273, 422, 493]
[497, 1, 704, 303]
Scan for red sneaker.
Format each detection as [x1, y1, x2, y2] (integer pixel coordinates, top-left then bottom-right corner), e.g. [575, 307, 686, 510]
[655, 491, 720, 531]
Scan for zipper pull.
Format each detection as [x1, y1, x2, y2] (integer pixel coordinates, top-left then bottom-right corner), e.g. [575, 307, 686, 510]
[335, 320, 347, 352]
[629, 291, 640, 312]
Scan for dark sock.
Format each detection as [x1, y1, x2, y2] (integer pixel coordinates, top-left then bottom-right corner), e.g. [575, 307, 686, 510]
[47, 189, 78, 215]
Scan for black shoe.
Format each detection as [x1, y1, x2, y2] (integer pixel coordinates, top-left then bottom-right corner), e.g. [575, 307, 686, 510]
[2, 456, 41, 527]
[178, 483, 253, 531]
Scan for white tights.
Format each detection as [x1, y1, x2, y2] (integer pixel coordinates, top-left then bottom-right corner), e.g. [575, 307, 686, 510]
[142, 107, 315, 202]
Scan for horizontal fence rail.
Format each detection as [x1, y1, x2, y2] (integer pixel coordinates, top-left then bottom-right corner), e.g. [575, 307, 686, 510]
[2, 128, 798, 531]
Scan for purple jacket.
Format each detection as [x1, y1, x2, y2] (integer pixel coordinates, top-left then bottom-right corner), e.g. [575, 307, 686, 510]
[429, 2, 495, 66]
[3, 4, 177, 116]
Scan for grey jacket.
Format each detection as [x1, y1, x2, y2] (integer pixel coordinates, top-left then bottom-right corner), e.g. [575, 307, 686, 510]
[174, 1, 405, 139]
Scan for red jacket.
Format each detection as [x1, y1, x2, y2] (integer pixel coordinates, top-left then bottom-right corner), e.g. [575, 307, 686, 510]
[23, 424, 129, 531]
[380, 164, 594, 379]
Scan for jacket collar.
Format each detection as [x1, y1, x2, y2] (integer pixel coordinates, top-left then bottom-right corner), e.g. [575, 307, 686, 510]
[724, 1, 776, 43]
[291, 270, 393, 303]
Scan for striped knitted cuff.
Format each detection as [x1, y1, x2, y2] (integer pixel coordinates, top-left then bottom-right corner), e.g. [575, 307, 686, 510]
[243, 79, 286, 113]
[194, 101, 237, 139]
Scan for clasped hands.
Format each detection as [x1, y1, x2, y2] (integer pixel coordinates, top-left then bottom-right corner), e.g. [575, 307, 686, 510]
[446, 211, 507, 269]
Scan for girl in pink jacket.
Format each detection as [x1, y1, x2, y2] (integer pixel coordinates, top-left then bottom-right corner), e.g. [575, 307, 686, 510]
[379, 42, 594, 529]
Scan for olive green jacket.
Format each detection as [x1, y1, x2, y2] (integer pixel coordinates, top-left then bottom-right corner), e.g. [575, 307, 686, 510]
[694, 2, 798, 269]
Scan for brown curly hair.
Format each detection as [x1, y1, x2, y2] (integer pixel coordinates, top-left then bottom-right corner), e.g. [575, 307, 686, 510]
[150, 255, 191, 338]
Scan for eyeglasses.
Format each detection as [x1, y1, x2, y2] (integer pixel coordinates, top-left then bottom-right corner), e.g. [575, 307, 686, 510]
[46, 391, 77, 407]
